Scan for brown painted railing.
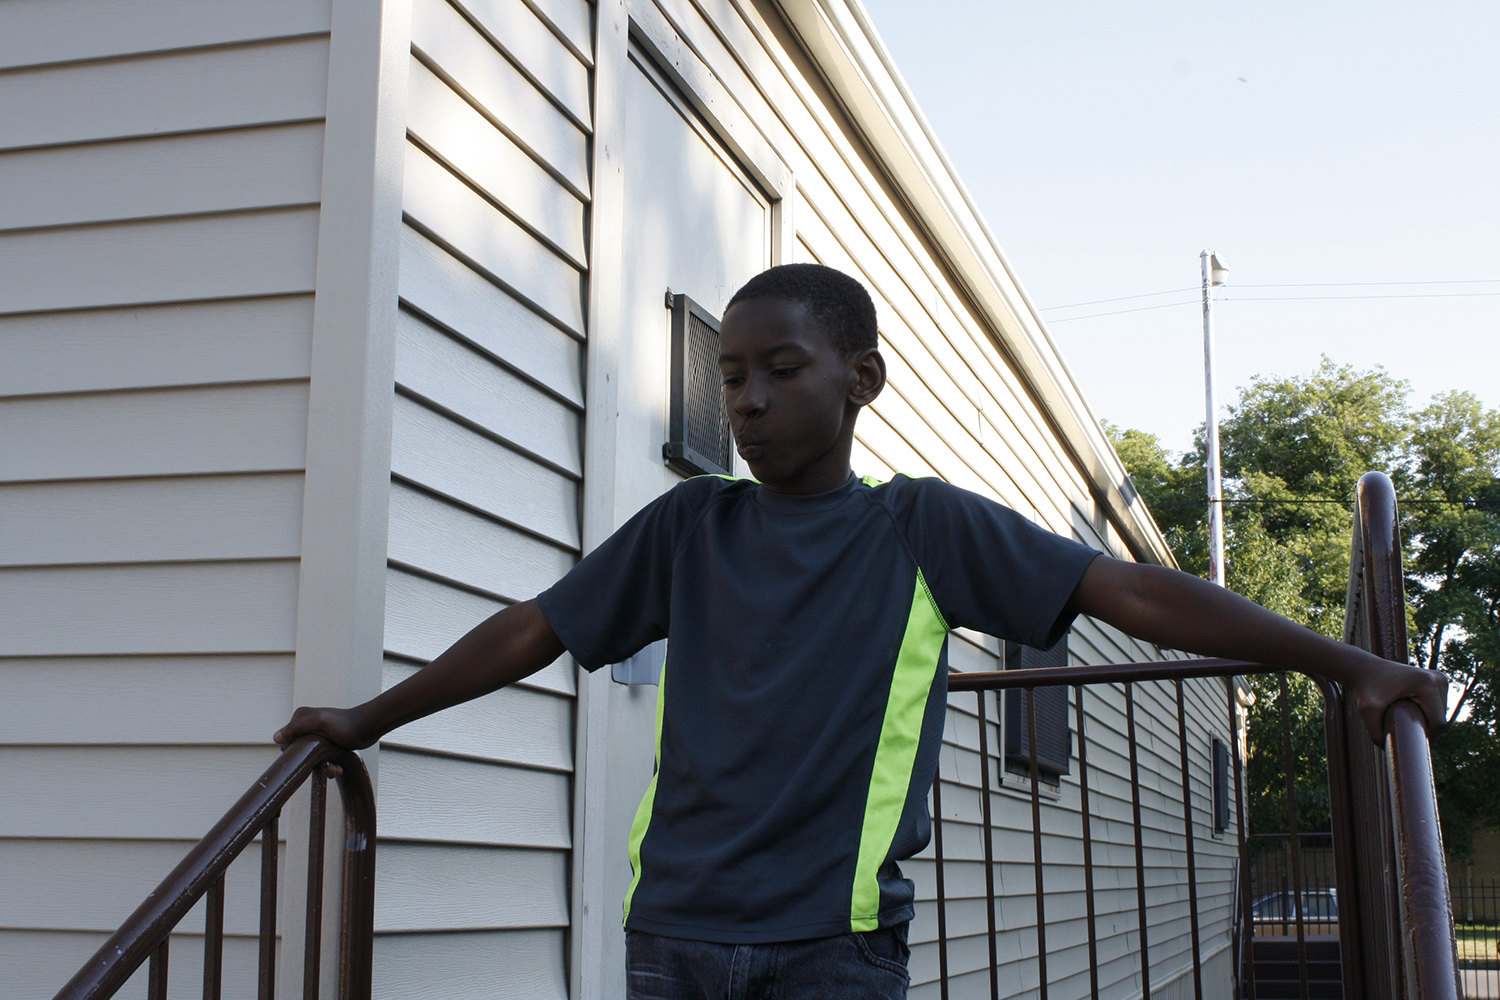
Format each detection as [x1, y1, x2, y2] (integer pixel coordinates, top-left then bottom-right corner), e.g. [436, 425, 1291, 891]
[931, 470, 1459, 1000]
[52, 737, 376, 1000]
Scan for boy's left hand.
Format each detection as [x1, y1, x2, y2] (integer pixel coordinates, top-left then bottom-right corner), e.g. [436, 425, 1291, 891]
[1345, 658, 1450, 745]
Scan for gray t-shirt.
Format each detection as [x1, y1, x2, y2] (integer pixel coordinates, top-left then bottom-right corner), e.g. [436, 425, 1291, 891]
[538, 473, 1099, 943]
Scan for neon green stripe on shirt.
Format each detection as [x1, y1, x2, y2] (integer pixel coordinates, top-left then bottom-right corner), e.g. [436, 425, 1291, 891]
[850, 569, 948, 931]
[623, 656, 669, 924]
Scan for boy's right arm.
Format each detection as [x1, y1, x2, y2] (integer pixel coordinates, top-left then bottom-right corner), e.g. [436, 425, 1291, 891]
[272, 598, 566, 750]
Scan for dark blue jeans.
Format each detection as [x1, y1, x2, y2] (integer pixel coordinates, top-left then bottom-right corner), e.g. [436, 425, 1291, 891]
[625, 924, 910, 1000]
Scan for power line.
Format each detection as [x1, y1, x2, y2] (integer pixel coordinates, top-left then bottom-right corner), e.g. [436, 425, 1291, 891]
[1042, 287, 1198, 311]
[1042, 278, 1500, 314]
[1044, 291, 1500, 322]
[1225, 292, 1500, 302]
[1237, 279, 1500, 288]
[1047, 300, 1201, 323]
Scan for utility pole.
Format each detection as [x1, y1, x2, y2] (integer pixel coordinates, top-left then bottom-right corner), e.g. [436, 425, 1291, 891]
[1201, 250, 1229, 586]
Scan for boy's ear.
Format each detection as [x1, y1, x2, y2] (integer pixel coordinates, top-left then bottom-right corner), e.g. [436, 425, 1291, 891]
[849, 347, 886, 407]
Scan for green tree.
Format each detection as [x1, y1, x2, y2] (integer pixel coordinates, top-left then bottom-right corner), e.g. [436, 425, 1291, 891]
[1404, 392, 1500, 859]
[1106, 360, 1500, 851]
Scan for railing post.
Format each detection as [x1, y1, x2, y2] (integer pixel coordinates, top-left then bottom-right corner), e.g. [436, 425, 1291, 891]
[1387, 701, 1462, 999]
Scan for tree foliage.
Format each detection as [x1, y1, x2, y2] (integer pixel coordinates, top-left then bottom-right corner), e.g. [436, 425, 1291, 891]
[1105, 359, 1500, 853]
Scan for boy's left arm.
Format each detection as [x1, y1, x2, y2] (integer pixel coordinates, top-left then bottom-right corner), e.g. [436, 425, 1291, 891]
[1066, 555, 1449, 745]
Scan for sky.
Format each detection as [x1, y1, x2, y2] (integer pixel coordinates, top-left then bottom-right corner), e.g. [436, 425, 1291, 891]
[857, 1, 1500, 456]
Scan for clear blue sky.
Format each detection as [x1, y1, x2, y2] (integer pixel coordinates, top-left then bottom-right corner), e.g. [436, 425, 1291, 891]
[859, 0, 1500, 455]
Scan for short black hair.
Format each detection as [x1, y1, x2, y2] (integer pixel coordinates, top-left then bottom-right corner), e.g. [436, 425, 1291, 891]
[725, 264, 878, 356]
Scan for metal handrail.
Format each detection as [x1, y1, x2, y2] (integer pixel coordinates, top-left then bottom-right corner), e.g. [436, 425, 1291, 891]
[53, 736, 376, 1000]
[940, 470, 1459, 1000]
[1352, 472, 1462, 999]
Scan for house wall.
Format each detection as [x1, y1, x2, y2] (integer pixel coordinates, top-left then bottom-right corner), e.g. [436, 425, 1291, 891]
[0, 2, 334, 997]
[369, 0, 593, 996]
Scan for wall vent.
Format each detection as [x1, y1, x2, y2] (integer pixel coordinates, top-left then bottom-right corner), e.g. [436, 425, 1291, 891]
[1004, 636, 1073, 779]
[663, 292, 732, 478]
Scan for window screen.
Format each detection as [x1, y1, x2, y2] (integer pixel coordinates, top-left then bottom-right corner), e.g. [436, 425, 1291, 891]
[1003, 637, 1072, 779]
[663, 292, 733, 478]
[1212, 736, 1231, 832]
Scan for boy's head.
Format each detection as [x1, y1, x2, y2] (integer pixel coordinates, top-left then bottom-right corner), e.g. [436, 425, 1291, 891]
[725, 263, 878, 357]
[718, 265, 886, 494]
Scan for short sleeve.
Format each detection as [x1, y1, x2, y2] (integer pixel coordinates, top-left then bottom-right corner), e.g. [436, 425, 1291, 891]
[898, 478, 1100, 649]
[537, 480, 713, 671]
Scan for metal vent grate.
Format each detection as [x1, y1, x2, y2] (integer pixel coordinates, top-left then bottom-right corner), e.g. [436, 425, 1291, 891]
[664, 293, 733, 477]
[1003, 636, 1073, 778]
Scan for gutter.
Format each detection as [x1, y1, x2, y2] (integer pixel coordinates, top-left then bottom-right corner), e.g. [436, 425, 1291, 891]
[775, 0, 1176, 568]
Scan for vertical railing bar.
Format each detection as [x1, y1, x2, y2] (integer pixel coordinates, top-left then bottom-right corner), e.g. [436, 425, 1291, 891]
[335, 752, 377, 1000]
[1231, 679, 1256, 1000]
[304, 767, 328, 1000]
[1027, 687, 1048, 1000]
[258, 813, 279, 1000]
[1278, 672, 1310, 999]
[932, 765, 950, 1000]
[976, 690, 1000, 1000]
[147, 937, 169, 1000]
[1127, 682, 1152, 1000]
[203, 875, 225, 1000]
[1176, 679, 1205, 1000]
[1075, 685, 1100, 1000]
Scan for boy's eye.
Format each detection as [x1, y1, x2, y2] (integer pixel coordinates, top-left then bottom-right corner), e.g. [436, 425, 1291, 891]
[771, 366, 799, 379]
[721, 374, 744, 387]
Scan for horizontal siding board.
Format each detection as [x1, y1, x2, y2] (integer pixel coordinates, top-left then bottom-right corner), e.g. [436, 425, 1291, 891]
[388, 482, 574, 607]
[406, 56, 586, 265]
[0, 296, 314, 398]
[0, 208, 320, 315]
[398, 225, 584, 404]
[0, 382, 309, 482]
[0, 655, 292, 744]
[378, 749, 571, 847]
[448, 0, 590, 128]
[390, 393, 579, 549]
[1, 928, 269, 1000]
[410, 0, 589, 194]
[375, 842, 569, 931]
[0, 561, 300, 656]
[382, 660, 573, 772]
[0, 746, 281, 840]
[0, 37, 329, 152]
[0, 123, 324, 233]
[0, 843, 283, 942]
[396, 310, 582, 476]
[0, 473, 304, 566]
[0, 0, 332, 71]
[384, 568, 575, 696]
[373, 929, 568, 1000]
[521, 0, 591, 67]
[403, 143, 584, 335]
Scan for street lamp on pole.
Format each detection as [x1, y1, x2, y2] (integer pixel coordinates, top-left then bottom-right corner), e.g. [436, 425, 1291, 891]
[1201, 250, 1229, 587]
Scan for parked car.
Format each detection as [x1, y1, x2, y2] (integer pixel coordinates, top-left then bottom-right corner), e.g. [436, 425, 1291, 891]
[1251, 889, 1339, 934]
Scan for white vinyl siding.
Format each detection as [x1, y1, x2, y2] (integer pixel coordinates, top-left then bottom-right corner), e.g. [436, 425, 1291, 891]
[375, 0, 591, 995]
[0, 1, 330, 995]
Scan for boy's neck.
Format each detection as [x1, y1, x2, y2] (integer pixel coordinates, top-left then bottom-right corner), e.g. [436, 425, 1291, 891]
[758, 463, 855, 496]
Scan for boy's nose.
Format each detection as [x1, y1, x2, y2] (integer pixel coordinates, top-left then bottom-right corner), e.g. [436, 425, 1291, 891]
[732, 378, 767, 417]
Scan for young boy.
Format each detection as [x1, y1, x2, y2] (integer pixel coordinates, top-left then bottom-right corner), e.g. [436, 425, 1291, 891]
[276, 264, 1446, 1000]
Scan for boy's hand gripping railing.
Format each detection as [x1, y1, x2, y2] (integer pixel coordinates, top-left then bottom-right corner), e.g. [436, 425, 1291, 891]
[53, 736, 376, 1000]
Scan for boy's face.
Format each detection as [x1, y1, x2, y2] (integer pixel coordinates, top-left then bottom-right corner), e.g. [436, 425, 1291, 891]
[718, 296, 885, 494]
